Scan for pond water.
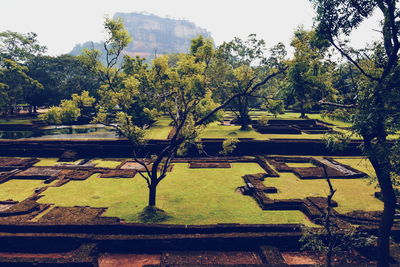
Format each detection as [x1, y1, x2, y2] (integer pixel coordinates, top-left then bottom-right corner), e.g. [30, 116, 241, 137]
[0, 125, 118, 139]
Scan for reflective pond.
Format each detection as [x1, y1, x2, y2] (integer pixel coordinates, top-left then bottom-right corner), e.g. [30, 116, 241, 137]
[0, 125, 118, 139]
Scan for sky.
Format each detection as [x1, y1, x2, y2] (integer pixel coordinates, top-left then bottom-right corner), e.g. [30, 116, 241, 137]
[0, 0, 383, 56]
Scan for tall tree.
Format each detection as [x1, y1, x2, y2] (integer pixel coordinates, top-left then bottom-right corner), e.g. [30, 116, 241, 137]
[284, 28, 336, 118]
[211, 35, 285, 129]
[74, 19, 287, 214]
[0, 31, 46, 63]
[26, 54, 100, 110]
[0, 59, 42, 115]
[0, 31, 46, 114]
[310, 1, 400, 265]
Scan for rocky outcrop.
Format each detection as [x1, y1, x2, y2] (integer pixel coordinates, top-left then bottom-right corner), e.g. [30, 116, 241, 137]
[70, 12, 212, 60]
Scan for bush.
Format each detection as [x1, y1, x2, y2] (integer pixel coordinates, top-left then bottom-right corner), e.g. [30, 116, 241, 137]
[138, 206, 171, 223]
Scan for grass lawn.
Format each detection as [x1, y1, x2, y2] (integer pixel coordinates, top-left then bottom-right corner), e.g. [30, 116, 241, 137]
[91, 159, 124, 168]
[0, 118, 34, 125]
[145, 118, 172, 139]
[285, 162, 317, 168]
[333, 157, 376, 178]
[265, 166, 382, 214]
[34, 158, 82, 166]
[224, 111, 352, 128]
[199, 122, 348, 140]
[0, 179, 44, 201]
[37, 163, 316, 226]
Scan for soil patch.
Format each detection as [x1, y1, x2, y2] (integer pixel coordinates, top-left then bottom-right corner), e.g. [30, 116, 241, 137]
[37, 206, 119, 224]
[59, 169, 94, 180]
[98, 253, 161, 267]
[13, 167, 61, 179]
[160, 250, 263, 265]
[0, 158, 39, 170]
[120, 161, 173, 172]
[100, 169, 136, 178]
[189, 162, 231, 168]
[282, 251, 323, 265]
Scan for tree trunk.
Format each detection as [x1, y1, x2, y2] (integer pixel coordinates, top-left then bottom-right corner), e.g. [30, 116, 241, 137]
[148, 184, 157, 207]
[237, 97, 251, 130]
[299, 101, 306, 118]
[365, 138, 396, 267]
[376, 166, 396, 267]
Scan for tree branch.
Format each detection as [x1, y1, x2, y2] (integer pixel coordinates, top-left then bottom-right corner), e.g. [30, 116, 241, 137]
[318, 100, 357, 108]
[195, 67, 287, 126]
[330, 39, 380, 82]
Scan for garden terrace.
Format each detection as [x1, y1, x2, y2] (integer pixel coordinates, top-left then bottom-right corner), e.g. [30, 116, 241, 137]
[254, 119, 334, 135]
[265, 156, 367, 179]
[0, 156, 391, 228]
[0, 138, 368, 158]
[0, 156, 396, 266]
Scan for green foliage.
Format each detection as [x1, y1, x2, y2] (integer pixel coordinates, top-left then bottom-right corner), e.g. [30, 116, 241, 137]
[211, 35, 286, 129]
[301, 227, 375, 255]
[220, 138, 239, 155]
[39, 100, 80, 125]
[39, 91, 95, 124]
[258, 115, 269, 126]
[0, 31, 46, 63]
[0, 59, 43, 113]
[324, 131, 352, 151]
[266, 99, 285, 118]
[26, 54, 100, 107]
[283, 28, 336, 118]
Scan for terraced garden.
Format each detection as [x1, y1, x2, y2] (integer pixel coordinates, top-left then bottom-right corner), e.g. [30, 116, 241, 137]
[0, 156, 390, 228]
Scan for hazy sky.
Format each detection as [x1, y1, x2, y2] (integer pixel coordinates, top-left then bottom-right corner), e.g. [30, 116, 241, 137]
[0, 0, 383, 56]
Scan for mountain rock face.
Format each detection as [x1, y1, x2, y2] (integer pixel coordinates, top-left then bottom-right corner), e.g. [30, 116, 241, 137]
[70, 12, 212, 59]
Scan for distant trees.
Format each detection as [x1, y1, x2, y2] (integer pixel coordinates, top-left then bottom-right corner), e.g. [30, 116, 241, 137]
[310, 0, 400, 265]
[0, 31, 99, 115]
[0, 59, 42, 115]
[0, 31, 45, 115]
[26, 55, 100, 109]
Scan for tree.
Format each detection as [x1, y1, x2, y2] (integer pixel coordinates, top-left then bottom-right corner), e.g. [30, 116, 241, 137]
[26, 54, 100, 111]
[211, 35, 286, 130]
[283, 28, 336, 118]
[72, 18, 286, 216]
[310, 1, 400, 265]
[39, 91, 95, 124]
[0, 31, 46, 63]
[0, 59, 42, 115]
[0, 31, 46, 114]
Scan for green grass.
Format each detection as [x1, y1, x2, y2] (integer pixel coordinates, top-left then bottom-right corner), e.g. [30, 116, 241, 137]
[285, 162, 317, 168]
[0, 179, 44, 201]
[224, 111, 352, 128]
[34, 158, 82, 166]
[265, 167, 382, 214]
[333, 157, 376, 178]
[199, 122, 346, 140]
[0, 118, 33, 125]
[37, 163, 316, 226]
[145, 118, 172, 139]
[199, 123, 266, 140]
[267, 112, 352, 128]
[91, 159, 123, 168]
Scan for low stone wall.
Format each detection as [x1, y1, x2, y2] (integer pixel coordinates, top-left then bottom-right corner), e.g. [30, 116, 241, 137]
[0, 138, 365, 158]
